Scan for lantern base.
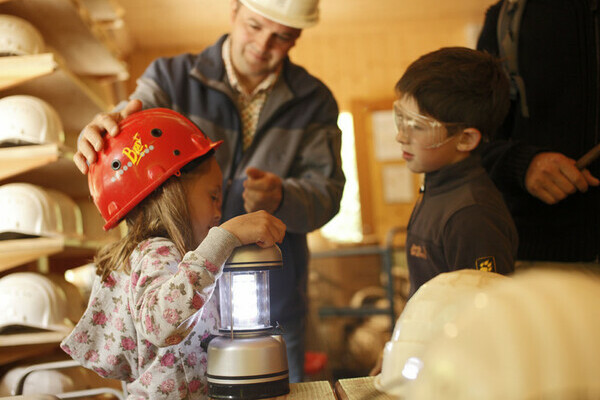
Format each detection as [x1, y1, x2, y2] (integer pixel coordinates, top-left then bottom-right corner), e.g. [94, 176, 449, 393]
[207, 335, 289, 399]
[208, 377, 289, 399]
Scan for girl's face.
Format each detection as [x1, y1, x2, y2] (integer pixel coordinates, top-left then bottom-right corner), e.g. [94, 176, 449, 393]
[184, 157, 223, 246]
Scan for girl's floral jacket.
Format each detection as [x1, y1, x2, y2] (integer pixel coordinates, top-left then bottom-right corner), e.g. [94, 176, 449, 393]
[61, 227, 241, 399]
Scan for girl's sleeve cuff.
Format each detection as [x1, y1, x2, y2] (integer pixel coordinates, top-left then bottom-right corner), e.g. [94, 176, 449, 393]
[195, 226, 242, 269]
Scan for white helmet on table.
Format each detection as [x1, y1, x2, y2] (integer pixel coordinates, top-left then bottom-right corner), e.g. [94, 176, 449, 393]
[0, 14, 44, 56]
[239, 0, 319, 29]
[375, 269, 509, 397]
[407, 268, 600, 399]
[0, 95, 65, 146]
[0, 272, 72, 333]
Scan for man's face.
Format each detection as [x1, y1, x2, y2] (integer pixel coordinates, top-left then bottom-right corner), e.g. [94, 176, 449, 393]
[229, 1, 301, 82]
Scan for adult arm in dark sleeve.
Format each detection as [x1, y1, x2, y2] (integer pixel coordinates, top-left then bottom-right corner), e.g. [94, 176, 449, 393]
[476, 0, 546, 194]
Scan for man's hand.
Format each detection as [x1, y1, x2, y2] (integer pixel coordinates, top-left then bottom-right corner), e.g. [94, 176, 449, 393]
[242, 167, 283, 214]
[73, 99, 143, 174]
[525, 152, 600, 204]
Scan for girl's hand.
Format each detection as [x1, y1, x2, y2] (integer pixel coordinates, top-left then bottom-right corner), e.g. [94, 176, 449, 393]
[220, 210, 286, 248]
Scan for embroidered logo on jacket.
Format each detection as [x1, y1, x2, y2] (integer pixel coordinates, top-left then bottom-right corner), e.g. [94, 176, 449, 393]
[410, 244, 428, 260]
[476, 256, 496, 272]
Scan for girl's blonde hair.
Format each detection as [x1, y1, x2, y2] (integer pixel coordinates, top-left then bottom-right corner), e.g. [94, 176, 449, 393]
[94, 153, 214, 281]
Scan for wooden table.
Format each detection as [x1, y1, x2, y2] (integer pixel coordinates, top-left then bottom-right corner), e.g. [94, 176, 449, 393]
[211, 381, 337, 400]
[277, 381, 337, 399]
[335, 376, 397, 400]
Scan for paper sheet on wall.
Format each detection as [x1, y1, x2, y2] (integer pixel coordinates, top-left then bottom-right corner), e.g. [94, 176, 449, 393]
[371, 110, 401, 161]
[381, 164, 415, 203]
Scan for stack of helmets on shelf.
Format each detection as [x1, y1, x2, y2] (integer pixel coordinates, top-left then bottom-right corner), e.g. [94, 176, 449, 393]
[376, 268, 600, 400]
[0, 272, 84, 334]
[0, 10, 125, 400]
[0, 14, 44, 56]
[0, 182, 82, 240]
[0, 94, 117, 242]
[0, 355, 125, 398]
[0, 355, 86, 396]
[0, 95, 65, 147]
[0, 273, 101, 397]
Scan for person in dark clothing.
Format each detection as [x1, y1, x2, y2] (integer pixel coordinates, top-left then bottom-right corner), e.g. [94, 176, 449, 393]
[394, 47, 518, 297]
[477, 0, 600, 265]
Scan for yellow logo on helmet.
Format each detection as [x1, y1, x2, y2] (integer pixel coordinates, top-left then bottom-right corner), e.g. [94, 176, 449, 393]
[122, 133, 148, 166]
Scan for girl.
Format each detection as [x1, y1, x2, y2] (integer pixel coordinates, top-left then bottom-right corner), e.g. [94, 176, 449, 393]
[61, 108, 286, 399]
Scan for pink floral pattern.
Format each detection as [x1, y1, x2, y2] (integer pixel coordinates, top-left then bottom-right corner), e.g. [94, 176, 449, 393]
[61, 230, 239, 399]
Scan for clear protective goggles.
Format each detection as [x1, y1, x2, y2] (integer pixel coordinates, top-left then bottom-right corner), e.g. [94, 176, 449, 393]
[393, 100, 464, 149]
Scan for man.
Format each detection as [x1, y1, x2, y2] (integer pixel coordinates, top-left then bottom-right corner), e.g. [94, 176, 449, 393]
[477, 0, 600, 266]
[75, 0, 345, 382]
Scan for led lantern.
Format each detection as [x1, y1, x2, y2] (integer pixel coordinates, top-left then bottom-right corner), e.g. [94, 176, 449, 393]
[207, 244, 289, 400]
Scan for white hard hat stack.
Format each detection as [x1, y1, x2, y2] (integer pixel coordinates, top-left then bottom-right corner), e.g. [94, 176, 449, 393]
[375, 269, 509, 397]
[406, 268, 600, 399]
[0, 14, 44, 56]
[239, 0, 319, 29]
[0, 183, 83, 240]
[0, 272, 73, 333]
[0, 368, 77, 397]
[0, 95, 65, 147]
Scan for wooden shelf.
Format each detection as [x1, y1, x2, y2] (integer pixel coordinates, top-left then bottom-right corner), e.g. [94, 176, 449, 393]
[0, 339, 64, 366]
[0, 238, 64, 272]
[0, 54, 110, 146]
[0, 53, 56, 91]
[0, 237, 108, 273]
[0, 147, 90, 198]
[0, 330, 68, 347]
[0, 0, 128, 78]
[0, 144, 68, 180]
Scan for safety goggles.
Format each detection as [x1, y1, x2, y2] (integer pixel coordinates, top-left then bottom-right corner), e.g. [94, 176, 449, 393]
[393, 101, 464, 149]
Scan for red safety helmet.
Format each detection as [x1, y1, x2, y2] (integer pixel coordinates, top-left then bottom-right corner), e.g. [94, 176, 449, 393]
[88, 108, 222, 230]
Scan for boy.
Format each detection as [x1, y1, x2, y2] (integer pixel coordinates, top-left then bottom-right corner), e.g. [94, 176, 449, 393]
[395, 47, 518, 297]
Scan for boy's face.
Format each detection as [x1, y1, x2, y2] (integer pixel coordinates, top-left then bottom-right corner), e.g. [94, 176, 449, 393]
[184, 157, 224, 246]
[394, 96, 467, 174]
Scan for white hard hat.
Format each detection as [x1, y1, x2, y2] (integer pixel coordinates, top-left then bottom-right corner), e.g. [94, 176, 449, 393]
[0, 183, 83, 239]
[0, 14, 44, 56]
[375, 269, 509, 397]
[239, 0, 319, 29]
[0, 368, 75, 396]
[406, 268, 600, 399]
[64, 263, 98, 301]
[0, 272, 72, 333]
[46, 274, 86, 324]
[0, 95, 65, 146]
